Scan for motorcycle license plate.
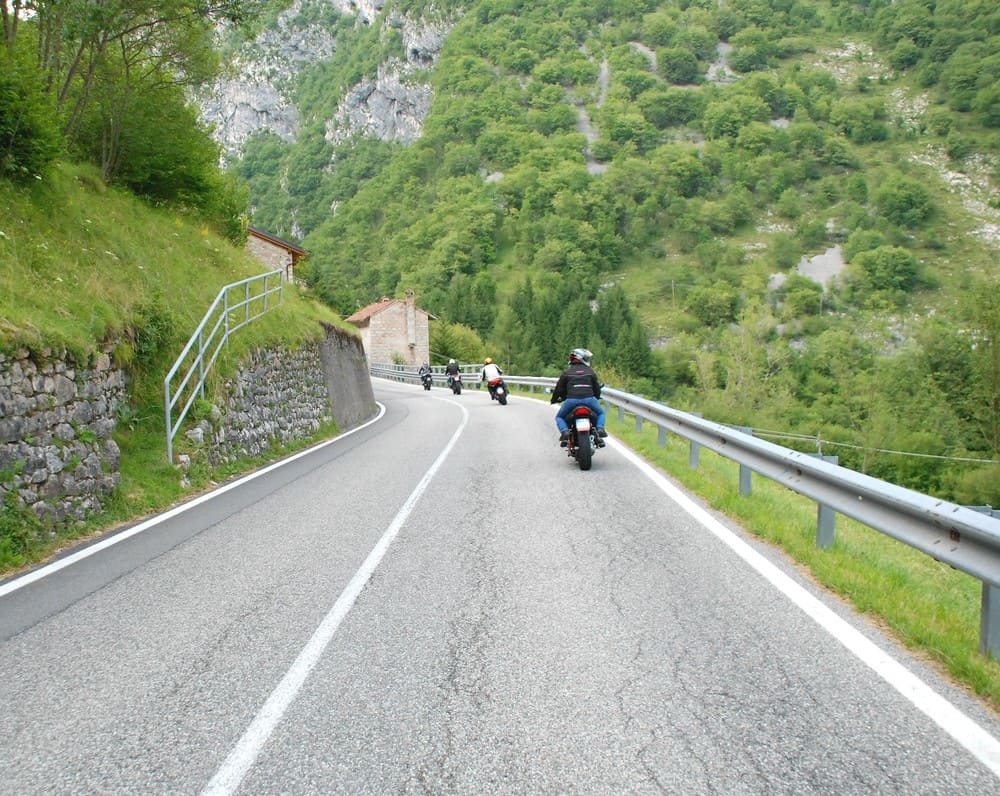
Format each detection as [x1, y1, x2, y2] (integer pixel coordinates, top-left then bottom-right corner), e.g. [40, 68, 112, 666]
[497, 387, 505, 396]
[575, 417, 591, 432]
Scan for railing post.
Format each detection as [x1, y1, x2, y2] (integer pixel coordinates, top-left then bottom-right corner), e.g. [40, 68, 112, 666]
[198, 329, 206, 397]
[658, 425, 668, 447]
[688, 412, 702, 468]
[736, 426, 753, 496]
[165, 378, 173, 463]
[810, 454, 839, 548]
[981, 583, 1000, 660]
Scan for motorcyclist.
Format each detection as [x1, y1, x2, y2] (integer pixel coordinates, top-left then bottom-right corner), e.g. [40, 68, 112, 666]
[480, 357, 503, 399]
[550, 348, 607, 446]
[445, 358, 460, 387]
[418, 361, 432, 386]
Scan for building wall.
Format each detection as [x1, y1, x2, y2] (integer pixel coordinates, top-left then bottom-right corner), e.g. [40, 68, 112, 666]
[246, 236, 296, 283]
[363, 304, 430, 366]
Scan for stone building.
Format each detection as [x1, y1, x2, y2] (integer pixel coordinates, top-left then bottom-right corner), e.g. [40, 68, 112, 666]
[246, 226, 306, 283]
[346, 289, 434, 366]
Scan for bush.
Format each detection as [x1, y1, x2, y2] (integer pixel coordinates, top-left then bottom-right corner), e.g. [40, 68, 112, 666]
[873, 175, 935, 228]
[854, 245, 920, 292]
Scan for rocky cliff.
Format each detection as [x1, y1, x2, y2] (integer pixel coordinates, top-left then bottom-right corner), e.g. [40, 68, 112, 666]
[201, 0, 453, 161]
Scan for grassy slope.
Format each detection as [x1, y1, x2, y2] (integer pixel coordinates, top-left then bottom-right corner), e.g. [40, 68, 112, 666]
[0, 162, 346, 568]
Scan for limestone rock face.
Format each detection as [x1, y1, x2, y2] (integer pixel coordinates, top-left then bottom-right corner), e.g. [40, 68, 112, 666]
[199, 0, 453, 160]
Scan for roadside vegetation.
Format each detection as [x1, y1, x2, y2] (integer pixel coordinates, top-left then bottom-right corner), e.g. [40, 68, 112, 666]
[0, 163, 343, 573]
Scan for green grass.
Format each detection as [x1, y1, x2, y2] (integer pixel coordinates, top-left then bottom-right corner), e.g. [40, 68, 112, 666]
[0, 162, 350, 572]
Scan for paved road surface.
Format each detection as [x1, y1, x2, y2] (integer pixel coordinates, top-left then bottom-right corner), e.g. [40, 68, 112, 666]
[2, 378, 1000, 794]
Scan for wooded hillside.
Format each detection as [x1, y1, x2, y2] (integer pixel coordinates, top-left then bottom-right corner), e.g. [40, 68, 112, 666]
[227, 0, 1000, 504]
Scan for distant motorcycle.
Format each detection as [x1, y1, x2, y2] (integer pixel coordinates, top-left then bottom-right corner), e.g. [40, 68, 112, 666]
[488, 377, 508, 405]
[448, 373, 462, 395]
[563, 405, 602, 471]
[420, 371, 433, 390]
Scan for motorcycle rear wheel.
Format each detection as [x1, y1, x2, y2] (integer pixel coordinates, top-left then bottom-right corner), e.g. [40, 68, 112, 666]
[576, 429, 592, 470]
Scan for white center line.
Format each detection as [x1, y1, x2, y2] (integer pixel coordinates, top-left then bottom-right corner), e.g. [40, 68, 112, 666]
[202, 399, 468, 796]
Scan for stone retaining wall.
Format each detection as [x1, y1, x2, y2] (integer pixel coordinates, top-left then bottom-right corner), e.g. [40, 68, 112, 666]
[0, 324, 376, 535]
[185, 323, 376, 466]
[0, 349, 124, 526]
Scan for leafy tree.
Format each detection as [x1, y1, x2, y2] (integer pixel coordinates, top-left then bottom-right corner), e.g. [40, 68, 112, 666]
[659, 47, 700, 84]
[430, 321, 485, 365]
[702, 93, 771, 138]
[873, 175, 935, 228]
[829, 98, 889, 143]
[853, 245, 920, 292]
[0, 50, 62, 180]
[686, 281, 739, 326]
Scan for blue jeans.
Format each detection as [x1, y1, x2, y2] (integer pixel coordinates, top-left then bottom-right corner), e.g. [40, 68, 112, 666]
[556, 398, 605, 433]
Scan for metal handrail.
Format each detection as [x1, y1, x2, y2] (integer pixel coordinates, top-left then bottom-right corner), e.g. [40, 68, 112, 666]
[369, 364, 1000, 656]
[164, 270, 284, 462]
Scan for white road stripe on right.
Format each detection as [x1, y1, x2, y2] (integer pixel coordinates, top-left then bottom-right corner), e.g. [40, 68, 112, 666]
[612, 438, 1000, 780]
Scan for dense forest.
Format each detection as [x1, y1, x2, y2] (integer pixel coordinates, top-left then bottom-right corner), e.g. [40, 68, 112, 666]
[228, 0, 1000, 504]
[3, 0, 1000, 504]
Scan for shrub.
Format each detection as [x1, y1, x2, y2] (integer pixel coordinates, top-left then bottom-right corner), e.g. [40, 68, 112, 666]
[873, 175, 935, 228]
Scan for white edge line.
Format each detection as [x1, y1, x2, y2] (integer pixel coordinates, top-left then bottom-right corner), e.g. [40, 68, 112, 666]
[0, 403, 388, 598]
[202, 398, 469, 796]
[611, 438, 1000, 779]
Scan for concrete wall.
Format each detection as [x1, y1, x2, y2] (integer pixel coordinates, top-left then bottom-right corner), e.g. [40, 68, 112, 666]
[319, 323, 377, 431]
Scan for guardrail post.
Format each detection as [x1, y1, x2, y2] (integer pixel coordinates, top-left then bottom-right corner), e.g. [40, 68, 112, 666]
[688, 412, 702, 468]
[618, 405, 625, 423]
[810, 454, 839, 548]
[981, 584, 1000, 659]
[736, 426, 753, 495]
[658, 425, 668, 447]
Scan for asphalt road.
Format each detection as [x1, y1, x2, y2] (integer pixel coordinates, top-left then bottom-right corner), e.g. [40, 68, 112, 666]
[2, 378, 1000, 794]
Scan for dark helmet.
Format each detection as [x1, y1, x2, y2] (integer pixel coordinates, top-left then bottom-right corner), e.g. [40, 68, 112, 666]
[569, 348, 592, 366]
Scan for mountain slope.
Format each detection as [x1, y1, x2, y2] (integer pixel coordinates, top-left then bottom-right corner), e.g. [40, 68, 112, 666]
[204, 0, 1000, 503]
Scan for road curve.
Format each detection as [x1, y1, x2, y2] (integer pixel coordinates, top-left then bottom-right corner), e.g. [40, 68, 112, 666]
[2, 378, 999, 794]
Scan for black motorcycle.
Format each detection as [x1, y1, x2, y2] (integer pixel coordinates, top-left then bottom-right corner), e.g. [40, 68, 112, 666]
[564, 405, 602, 470]
[488, 377, 508, 405]
[420, 371, 433, 390]
[448, 373, 462, 395]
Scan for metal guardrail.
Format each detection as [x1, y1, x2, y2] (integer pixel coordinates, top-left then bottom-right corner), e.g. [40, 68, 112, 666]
[370, 364, 1000, 657]
[164, 270, 284, 463]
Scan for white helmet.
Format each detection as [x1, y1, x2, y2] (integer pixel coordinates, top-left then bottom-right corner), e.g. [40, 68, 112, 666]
[569, 348, 592, 366]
